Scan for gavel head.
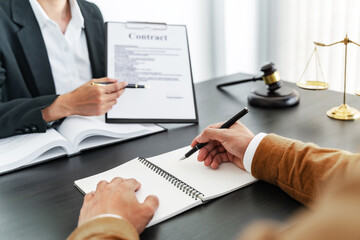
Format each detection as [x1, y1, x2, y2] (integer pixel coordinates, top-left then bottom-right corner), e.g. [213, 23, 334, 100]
[261, 62, 283, 91]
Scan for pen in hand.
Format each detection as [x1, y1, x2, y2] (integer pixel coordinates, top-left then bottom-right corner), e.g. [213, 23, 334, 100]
[91, 82, 150, 88]
[179, 107, 249, 161]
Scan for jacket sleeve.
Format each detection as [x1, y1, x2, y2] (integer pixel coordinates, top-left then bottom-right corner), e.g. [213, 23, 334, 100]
[67, 217, 140, 240]
[237, 134, 360, 240]
[0, 56, 58, 139]
[251, 134, 360, 206]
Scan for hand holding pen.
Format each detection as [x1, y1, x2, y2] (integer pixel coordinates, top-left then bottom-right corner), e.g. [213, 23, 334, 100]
[180, 107, 254, 170]
[91, 82, 150, 88]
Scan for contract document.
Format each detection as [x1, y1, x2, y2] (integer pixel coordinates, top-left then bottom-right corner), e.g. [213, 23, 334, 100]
[105, 22, 198, 123]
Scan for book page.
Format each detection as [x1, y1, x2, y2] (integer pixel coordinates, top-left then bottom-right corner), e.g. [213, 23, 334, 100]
[75, 158, 201, 227]
[0, 129, 72, 174]
[57, 115, 159, 151]
[74, 124, 164, 152]
[146, 146, 257, 201]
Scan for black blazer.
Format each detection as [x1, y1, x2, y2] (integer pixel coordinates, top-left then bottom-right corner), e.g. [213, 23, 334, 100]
[0, 0, 105, 138]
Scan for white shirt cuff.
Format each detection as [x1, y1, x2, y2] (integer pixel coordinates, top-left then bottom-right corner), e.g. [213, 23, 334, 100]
[90, 214, 123, 222]
[243, 133, 267, 174]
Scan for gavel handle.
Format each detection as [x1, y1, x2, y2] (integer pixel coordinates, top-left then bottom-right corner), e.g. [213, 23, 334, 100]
[216, 76, 262, 89]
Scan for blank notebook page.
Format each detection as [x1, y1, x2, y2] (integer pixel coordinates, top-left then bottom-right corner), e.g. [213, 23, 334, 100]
[146, 146, 257, 201]
[74, 159, 201, 227]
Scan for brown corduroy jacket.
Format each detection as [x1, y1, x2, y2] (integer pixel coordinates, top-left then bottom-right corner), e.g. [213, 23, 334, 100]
[68, 134, 360, 240]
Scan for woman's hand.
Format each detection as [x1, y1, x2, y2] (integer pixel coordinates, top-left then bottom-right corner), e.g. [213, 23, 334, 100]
[41, 78, 127, 122]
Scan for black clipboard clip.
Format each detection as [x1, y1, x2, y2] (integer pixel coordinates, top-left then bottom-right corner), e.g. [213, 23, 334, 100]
[125, 21, 168, 30]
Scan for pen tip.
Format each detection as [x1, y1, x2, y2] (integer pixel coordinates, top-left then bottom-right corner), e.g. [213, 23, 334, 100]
[179, 156, 186, 161]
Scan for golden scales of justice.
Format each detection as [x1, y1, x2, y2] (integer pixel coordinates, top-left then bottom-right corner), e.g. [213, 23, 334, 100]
[297, 34, 360, 120]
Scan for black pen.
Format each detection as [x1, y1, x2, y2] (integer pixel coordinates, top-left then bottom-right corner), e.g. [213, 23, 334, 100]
[91, 82, 150, 88]
[179, 107, 249, 161]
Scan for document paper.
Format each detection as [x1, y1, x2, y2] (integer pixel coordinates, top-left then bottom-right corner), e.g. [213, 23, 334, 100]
[106, 22, 197, 123]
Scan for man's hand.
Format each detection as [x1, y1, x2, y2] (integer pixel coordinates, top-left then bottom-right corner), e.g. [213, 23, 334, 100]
[42, 78, 127, 122]
[78, 177, 159, 234]
[191, 121, 255, 170]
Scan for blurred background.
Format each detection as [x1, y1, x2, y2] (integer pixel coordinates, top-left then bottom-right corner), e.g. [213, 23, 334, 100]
[89, 0, 360, 93]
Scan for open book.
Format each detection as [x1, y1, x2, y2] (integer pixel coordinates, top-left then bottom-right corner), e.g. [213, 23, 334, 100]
[0, 116, 164, 174]
[75, 146, 257, 227]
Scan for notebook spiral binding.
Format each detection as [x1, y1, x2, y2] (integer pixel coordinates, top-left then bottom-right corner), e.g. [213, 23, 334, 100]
[138, 157, 205, 201]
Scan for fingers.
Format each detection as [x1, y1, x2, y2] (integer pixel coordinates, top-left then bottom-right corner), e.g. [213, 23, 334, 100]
[123, 178, 141, 191]
[197, 140, 217, 162]
[94, 178, 141, 198]
[110, 177, 141, 191]
[203, 145, 225, 166]
[104, 88, 125, 102]
[86, 79, 127, 116]
[208, 122, 224, 129]
[91, 77, 118, 84]
[198, 143, 228, 169]
[96, 180, 108, 191]
[104, 81, 128, 93]
[190, 137, 199, 148]
[190, 122, 224, 147]
[109, 177, 125, 184]
[208, 153, 227, 169]
[101, 100, 117, 114]
[210, 151, 229, 169]
[143, 195, 159, 213]
[196, 128, 227, 144]
[202, 152, 228, 169]
[90, 77, 127, 94]
[92, 81, 126, 103]
[84, 191, 95, 202]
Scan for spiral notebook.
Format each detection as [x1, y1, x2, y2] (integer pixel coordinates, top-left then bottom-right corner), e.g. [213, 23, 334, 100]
[74, 146, 257, 227]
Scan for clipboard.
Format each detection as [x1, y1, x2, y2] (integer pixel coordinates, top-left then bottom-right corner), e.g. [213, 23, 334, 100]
[105, 21, 198, 124]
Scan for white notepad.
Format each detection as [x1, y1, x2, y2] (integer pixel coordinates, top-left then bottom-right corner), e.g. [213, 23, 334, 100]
[74, 146, 257, 227]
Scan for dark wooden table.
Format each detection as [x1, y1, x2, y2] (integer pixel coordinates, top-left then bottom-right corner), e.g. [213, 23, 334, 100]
[1, 73, 360, 240]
